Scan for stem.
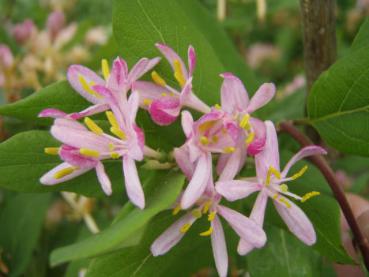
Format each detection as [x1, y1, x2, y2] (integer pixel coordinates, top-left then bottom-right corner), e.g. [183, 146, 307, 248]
[279, 122, 369, 271]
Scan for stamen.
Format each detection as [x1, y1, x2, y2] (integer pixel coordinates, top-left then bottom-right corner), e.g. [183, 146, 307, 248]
[161, 92, 167, 97]
[290, 165, 308, 180]
[266, 166, 281, 185]
[44, 147, 59, 155]
[191, 209, 202, 219]
[245, 132, 255, 145]
[212, 135, 219, 143]
[172, 204, 181, 215]
[199, 121, 216, 132]
[279, 184, 289, 192]
[84, 117, 103, 135]
[108, 143, 115, 151]
[239, 114, 251, 130]
[151, 71, 166, 87]
[78, 75, 101, 98]
[101, 59, 110, 81]
[301, 191, 320, 203]
[202, 201, 212, 214]
[278, 197, 291, 208]
[199, 226, 213, 237]
[200, 136, 209, 145]
[54, 167, 76, 179]
[80, 148, 100, 158]
[223, 146, 235, 153]
[110, 152, 120, 159]
[273, 193, 279, 200]
[173, 59, 186, 87]
[143, 98, 152, 106]
[208, 211, 216, 221]
[214, 104, 221, 110]
[106, 111, 119, 129]
[110, 127, 126, 140]
[180, 223, 191, 233]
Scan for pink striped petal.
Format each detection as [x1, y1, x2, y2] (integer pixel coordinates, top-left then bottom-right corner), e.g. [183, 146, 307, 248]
[95, 161, 112, 196]
[274, 198, 316, 245]
[127, 57, 161, 84]
[155, 43, 188, 79]
[40, 162, 92, 185]
[174, 146, 194, 180]
[38, 108, 67, 118]
[108, 57, 128, 90]
[123, 156, 145, 209]
[181, 111, 194, 138]
[220, 72, 249, 114]
[181, 153, 211, 209]
[246, 83, 276, 113]
[69, 103, 109, 119]
[188, 45, 196, 77]
[216, 180, 260, 201]
[247, 118, 266, 156]
[149, 96, 180, 126]
[218, 148, 243, 181]
[211, 215, 228, 277]
[151, 213, 196, 256]
[217, 205, 266, 248]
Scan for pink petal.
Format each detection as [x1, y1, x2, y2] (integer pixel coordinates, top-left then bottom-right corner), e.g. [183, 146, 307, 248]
[247, 118, 267, 156]
[127, 57, 161, 84]
[181, 111, 194, 138]
[218, 148, 243, 181]
[181, 153, 211, 209]
[281, 146, 327, 178]
[132, 81, 172, 108]
[216, 180, 260, 201]
[69, 103, 109, 119]
[149, 96, 181, 126]
[274, 198, 316, 245]
[211, 215, 228, 277]
[108, 57, 128, 90]
[220, 72, 249, 114]
[40, 162, 92, 185]
[246, 83, 276, 113]
[174, 146, 194, 180]
[217, 205, 266, 248]
[59, 145, 97, 168]
[188, 45, 196, 77]
[38, 108, 67, 118]
[255, 120, 279, 179]
[151, 213, 196, 256]
[155, 43, 188, 79]
[127, 91, 140, 124]
[67, 65, 105, 104]
[95, 161, 112, 196]
[123, 156, 145, 209]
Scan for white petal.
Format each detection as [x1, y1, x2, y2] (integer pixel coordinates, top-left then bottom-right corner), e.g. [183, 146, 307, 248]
[123, 156, 145, 209]
[211, 215, 228, 277]
[95, 161, 112, 195]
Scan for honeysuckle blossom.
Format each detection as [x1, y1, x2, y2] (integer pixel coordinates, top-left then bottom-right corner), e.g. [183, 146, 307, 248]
[174, 109, 240, 209]
[216, 121, 326, 254]
[11, 19, 36, 44]
[133, 43, 210, 125]
[39, 56, 160, 119]
[151, 175, 266, 277]
[40, 92, 156, 209]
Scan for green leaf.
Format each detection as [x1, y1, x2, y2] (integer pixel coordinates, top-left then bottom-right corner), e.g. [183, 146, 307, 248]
[351, 18, 369, 52]
[50, 171, 184, 266]
[247, 226, 321, 277]
[307, 21, 369, 156]
[0, 193, 51, 276]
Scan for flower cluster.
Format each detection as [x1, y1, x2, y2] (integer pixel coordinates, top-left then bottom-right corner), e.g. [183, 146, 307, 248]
[39, 44, 326, 277]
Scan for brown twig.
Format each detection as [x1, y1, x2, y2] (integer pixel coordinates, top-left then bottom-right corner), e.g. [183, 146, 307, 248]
[279, 121, 369, 271]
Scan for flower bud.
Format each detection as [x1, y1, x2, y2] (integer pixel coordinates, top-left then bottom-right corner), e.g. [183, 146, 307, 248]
[12, 19, 35, 44]
[0, 44, 13, 69]
[47, 10, 66, 39]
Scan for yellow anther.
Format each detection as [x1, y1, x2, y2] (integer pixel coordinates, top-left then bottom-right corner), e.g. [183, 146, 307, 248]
[79, 148, 100, 158]
[110, 127, 126, 140]
[200, 136, 209, 145]
[44, 147, 59, 155]
[78, 75, 101, 98]
[161, 92, 167, 97]
[212, 135, 219, 143]
[84, 117, 103, 135]
[172, 204, 181, 215]
[245, 132, 255, 145]
[239, 114, 250, 129]
[278, 197, 291, 208]
[208, 211, 217, 221]
[301, 191, 320, 203]
[279, 184, 289, 192]
[143, 98, 152, 106]
[151, 71, 166, 87]
[101, 59, 110, 81]
[273, 193, 279, 200]
[108, 143, 115, 151]
[173, 59, 186, 87]
[223, 146, 235, 153]
[106, 111, 119, 129]
[180, 223, 191, 233]
[202, 201, 212, 214]
[110, 152, 120, 159]
[54, 167, 76, 179]
[214, 104, 221, 110]
[290, 165, 308, 180]
[266, 166, 281, 185]
[199, 226, 213, 237]
[191, 209, 202, 219]
[199, 121, 216, 132]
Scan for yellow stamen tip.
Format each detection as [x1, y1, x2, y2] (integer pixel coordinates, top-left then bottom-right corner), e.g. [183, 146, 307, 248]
[208, 211, 216, 221]
[214, 104, 221, 110]
[191, 209, 202, 219]
[223, 146, 235, 153]
[54, 167, 76, 179]
[110, 127, 126, 140]
[199, 227, 213, 237]
[106, 111, 119, 129]
[200, 136, 209, 145]
[161, 92, 167, 97]
[266, 166, 281, 185]
[44, 147, 59, 155]
[143, 98, 152, 106]
[291, 165, 308, 180]
[101, 59, 110, 81]
[151, 71, 166, 87]
[212, 135, 219, 143]
[110, 152, 120, 159]
[84, 117, 103, 135]
[173, 59, 186, 87]
[279, 184, 289, 192]
[202, 201, 212, 214]
[245, 132, 255, 145]
[180, 223, 191, 233]
[278, 197, 291, 208]
[79, 148, 100, 158]
[239, 114, 250, 129]
[301, 191, 320, 203]
[172, 205, 181, 215]
[78, 75, 101, 98]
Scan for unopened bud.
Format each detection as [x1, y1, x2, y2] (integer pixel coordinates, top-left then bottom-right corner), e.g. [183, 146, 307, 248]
[47, 11, 65, 40]
[12, 19, 35, 44]
[0, 45, 13, 69]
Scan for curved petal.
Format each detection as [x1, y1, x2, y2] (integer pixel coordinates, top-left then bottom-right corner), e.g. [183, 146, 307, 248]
[217, 205, 266, 248]
[151, 213, 196, 256]
[174, 146, 194, 179]
[69, 103, 109, 120]
[95, 161, 112, 195]
[211, 215, 228, 277]
[220, 72, 249, 114]
[155, 43, 188, 79]
[123, 156, 145, 209]
[40, 162, 92, 185]
[128, 57, 161, 84]
[274, 198, 316, 245]
[218, 147, 243, 181]
[181, 110, 194, 138]
[247, 118, 267, 156]
[108, 57, 128, 91]
[38, 108, 67, 118]
[188, 45, 196, 77]
[67, 64, 105, 104]
[216, 180, 260, 201]
[149, 97, 181, 126]
[281, 146, 327, 177]
[181, 153, 211, 209]
[246, 83, 276, 113]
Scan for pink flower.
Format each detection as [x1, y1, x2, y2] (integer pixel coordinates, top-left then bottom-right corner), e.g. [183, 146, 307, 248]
[174, 110, 240, 209]
[133, 44, 210, 125]
[41, 92, 149, 209]
[38, 56, 160, 120]
[0, 44, 14, 69]
[151, 178, 266, 277]
[216, 121, 327, 254]
[47, 11, 66, 40]
[12, 19, 35, 44]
